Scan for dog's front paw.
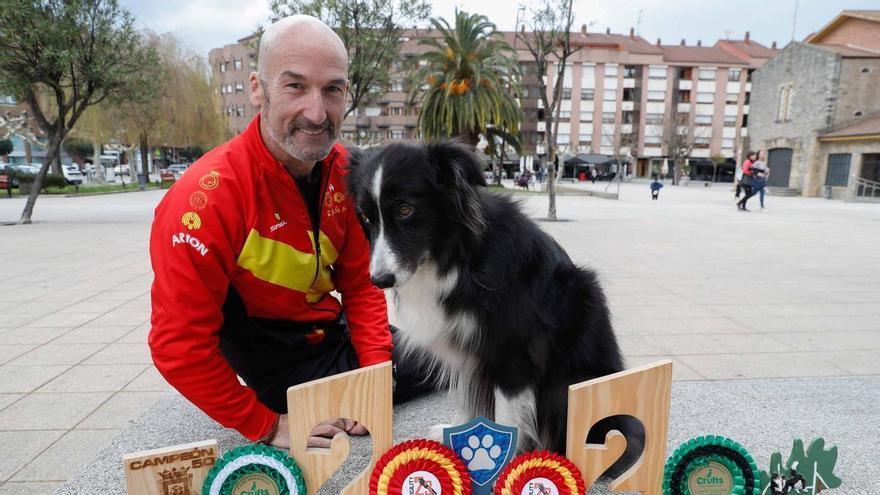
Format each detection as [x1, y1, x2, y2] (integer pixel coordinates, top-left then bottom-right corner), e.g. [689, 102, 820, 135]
[428, 424, 452, 443]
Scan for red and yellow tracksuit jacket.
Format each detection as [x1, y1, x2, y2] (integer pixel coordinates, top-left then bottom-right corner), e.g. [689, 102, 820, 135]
[149, 115, 390, 441]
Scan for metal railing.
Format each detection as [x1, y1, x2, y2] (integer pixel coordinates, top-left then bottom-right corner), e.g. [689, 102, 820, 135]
[856, 177, 880, 199]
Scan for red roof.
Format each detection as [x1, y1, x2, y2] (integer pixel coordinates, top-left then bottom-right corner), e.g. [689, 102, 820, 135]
[660, 45, 748, 65]
[820, 113, 880, 139]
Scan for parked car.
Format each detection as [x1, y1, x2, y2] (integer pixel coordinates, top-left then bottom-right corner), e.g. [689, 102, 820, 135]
[164, 163, 189, 178]
[61, 164, 84, 185]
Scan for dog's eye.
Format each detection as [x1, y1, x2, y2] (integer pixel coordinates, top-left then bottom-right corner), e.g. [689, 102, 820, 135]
[398, 204, 414, 218]
[359, 212, 371, 225]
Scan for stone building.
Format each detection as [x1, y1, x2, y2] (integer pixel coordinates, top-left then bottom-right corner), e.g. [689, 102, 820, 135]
[747, 10, 880, 200]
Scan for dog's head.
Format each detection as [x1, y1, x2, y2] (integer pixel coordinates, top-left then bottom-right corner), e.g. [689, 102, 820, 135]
[346, 141, 487, 288]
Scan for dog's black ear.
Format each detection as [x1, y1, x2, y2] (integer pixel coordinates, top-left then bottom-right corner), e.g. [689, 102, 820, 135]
[427, 141, 488, 240]
[343, 145, 370, 199]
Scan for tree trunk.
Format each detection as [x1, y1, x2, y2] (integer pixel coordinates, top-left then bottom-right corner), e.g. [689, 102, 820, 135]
[546, 118, 557, 221]
[92, 139, 104, 184]
[24, 140, 32, 164]
[140, 133, 150, 181]
[20, 133, 63, 224]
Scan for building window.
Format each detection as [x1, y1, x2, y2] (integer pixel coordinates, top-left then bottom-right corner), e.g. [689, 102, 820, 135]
[557, 133, 570, 144]
[747, 69, 755, 82]
[603, 89, 617, 101]
[235, 82, 244, 93]
[645, 113, 664, 125]
[0, 95, 17, 104]
[678, 67, 693, 79]
[776, 83, 794, 122]
[236, 105, 244, 117]
[826, 154, 851, 187]
[695, 115, 712, 125]
[696, 92, 713, 103]
[219, 61, 227, 73]
[722, 138, 734, 148]
[605, 64, 618, 77]
[648, 66, 666, 79]
[724, 115, 737, 126]
[580, 112, 593, 123]
[562, 88, 572, 100]
[389, 130, 406, 140]
[578, 134, 592, 145]
[694, 136, 711, 148]
[647, 90, 665, 101]
[742, 114, 748, 127]
[622, 88, 637, 101]
[581, 89, 594, 100]
[623, 65, 638, 78]
[744, 91, 751, 104]
[728, 69, 742, 82]
[622, 111, 634, 124]
[602, 112, 615, 124]
[644, 134, 662, 145]
[234, 59, 242, 70]
[226, 84, 233, 94]
[391, 80, 404, 92]
[678, 90, 691, 103]
[726, 93, 738, 104]
[559, 110, 571, 119]
[219, 84, 226, 94]
[698, 69, 716, 81]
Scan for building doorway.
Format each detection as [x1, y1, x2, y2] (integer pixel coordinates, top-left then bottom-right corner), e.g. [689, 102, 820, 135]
[767, 148, 792, 187]
[857, 153, 880, 199]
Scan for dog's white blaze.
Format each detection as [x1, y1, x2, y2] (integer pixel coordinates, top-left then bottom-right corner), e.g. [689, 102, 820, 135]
[495, 387, 539, 448]
[368, 164, 401, 278]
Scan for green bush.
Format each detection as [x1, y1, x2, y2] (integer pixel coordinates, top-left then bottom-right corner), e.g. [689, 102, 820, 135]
[16, 173, 67, 189]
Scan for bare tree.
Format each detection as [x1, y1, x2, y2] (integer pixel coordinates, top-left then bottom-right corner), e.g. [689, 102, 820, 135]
[601, 130, 635, 197]
[649, 113, 710, 185]
[517, 0, 578, 221]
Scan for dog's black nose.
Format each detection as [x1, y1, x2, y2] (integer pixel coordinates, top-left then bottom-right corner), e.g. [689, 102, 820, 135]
[371, 273, 396, 288]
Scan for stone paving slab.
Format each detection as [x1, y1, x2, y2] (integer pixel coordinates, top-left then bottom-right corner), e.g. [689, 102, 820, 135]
[57, 375, 877, 494]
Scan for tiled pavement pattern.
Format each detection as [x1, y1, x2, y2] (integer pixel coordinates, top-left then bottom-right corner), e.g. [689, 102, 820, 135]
[1, 180, 879, 491]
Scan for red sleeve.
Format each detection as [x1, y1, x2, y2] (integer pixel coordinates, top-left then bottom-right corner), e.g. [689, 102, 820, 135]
[148, 175, 276, 441]
[333, 191, 392, 367]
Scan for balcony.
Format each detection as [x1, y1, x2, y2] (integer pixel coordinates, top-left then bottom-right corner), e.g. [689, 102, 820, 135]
[679, 80, 692, 90]
[355, 117, 371, 128]
[621, 101, 635, 111]
[620, 124, 633, 134]
[537, 121, 546, 132]
[373, 114, 416, 128]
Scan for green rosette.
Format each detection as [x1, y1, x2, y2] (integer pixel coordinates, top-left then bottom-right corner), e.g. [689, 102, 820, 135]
[202, 444, 306, 495]
[662, 435, 759, 495]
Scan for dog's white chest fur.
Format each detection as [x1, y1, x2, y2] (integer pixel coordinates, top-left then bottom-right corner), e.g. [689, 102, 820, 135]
[391, 263, 475, 365]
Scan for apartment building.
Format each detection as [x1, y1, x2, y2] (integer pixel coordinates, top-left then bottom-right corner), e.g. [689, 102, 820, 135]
[529, 28, 776, 180]
[210, 27, 777, 180]
[208, 34, 259, 136]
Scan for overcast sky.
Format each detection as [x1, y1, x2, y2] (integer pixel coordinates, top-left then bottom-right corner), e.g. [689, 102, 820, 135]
[119, 0, 878, 59]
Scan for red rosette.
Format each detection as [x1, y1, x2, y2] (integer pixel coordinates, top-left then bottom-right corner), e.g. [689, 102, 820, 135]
[494, 451, 586, 495]
[370, 439, 471, 495]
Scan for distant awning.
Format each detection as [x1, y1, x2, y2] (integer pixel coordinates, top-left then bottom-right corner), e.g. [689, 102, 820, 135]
[564, 153, 613, 166]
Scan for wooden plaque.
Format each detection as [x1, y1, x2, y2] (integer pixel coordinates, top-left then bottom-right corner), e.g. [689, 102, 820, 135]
[287, 361, 393, 495]
[123, 439, 218, 495]
[566, 360, 673, 494]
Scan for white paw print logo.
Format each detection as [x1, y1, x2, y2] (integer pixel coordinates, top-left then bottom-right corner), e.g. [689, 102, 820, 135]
[460, 434, 502, 471]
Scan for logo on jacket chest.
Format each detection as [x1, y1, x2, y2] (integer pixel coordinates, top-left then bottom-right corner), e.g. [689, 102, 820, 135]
[324, 187, 348, 218]
[270, 212, 288, 232]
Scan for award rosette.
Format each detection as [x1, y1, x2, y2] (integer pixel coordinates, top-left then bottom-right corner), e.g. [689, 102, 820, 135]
[370, 439, 472, 495]
[202, 444, 306, 495]
[662, 436, 760, 495]
[493, 451, 586, 495]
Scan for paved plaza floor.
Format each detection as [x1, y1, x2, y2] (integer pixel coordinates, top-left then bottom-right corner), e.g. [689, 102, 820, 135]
[0, 180, 878, 493]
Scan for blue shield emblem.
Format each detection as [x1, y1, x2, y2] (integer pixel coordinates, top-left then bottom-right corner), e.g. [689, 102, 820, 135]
[443, 417, 518, 494]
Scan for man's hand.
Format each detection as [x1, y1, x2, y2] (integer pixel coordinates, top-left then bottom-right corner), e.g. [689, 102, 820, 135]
[267, 416, 369, 449]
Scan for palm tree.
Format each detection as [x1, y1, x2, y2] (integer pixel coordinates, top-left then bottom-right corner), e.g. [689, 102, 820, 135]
[413, 10, 521, 145]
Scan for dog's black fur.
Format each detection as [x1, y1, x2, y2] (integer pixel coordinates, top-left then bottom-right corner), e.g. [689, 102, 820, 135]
[346, 141, 639, 472]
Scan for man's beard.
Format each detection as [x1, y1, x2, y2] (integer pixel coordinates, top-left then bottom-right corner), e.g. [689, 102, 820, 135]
[264, 110, 338, 163]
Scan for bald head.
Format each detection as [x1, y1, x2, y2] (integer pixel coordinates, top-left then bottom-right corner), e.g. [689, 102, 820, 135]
[257, 15, 348, 77]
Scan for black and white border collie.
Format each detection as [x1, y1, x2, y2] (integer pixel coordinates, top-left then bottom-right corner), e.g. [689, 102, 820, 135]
[346, 141, 629, 455]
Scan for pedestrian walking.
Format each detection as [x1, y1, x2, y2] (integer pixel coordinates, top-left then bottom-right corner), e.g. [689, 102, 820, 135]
[650, 175, 663, 200]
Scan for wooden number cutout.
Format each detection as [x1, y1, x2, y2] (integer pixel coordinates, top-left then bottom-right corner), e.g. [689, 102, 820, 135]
[566, 360, 672, 494]
[287, 361, 393, 495]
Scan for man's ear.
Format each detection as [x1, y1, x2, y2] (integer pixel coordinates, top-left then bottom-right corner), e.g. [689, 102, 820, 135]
[427, 141, 487, 240]
[249, 72, 263, 107]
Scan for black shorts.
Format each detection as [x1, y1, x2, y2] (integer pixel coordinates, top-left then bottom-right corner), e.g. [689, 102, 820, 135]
[218, 289, 435, 413]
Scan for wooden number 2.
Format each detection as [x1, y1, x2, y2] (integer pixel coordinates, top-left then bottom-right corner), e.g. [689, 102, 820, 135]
[287, 362, 393, 495]
[566, 360, 673, 494]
